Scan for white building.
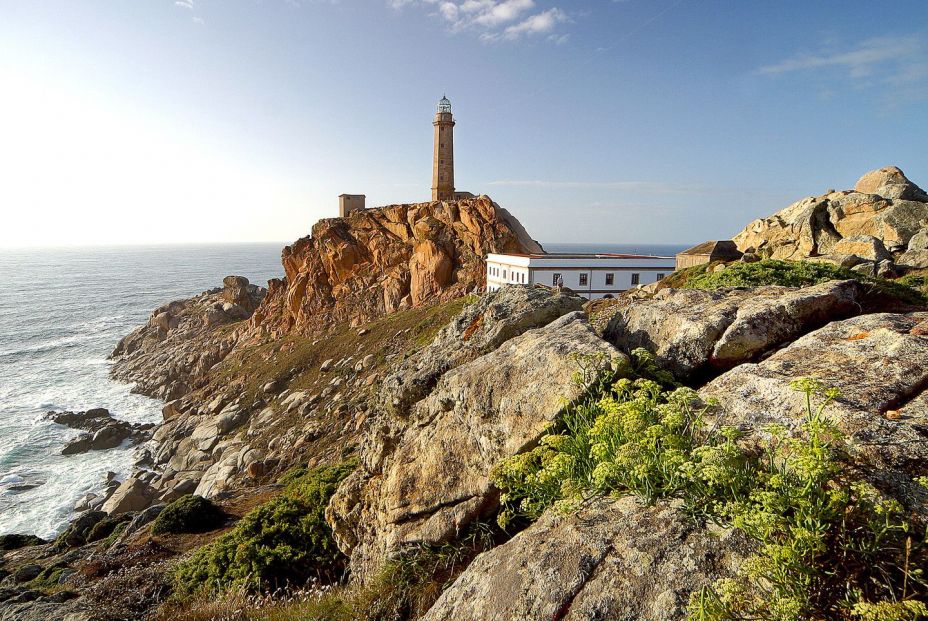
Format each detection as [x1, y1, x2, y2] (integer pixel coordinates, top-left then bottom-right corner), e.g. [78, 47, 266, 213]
[486, 253, 676, 300]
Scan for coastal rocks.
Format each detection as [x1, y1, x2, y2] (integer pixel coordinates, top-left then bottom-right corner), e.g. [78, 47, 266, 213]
[733, 166, 928, 266]
[0, 535, 45, 552]
[327, 311, 627, 578]
[701, 311, 928, 514]
[423, 497, 747, 621]
[382, 285, 584, 415]
[603, 280, 863, 381]
[47, 409, 154, 455]
[56, 511, 107, 548]
[109, 277, 266, 400]
[102, 478, 157, 515]
[249, 196, 543, 335]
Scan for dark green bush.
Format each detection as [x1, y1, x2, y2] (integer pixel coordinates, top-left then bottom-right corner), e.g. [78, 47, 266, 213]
[0, 533, 45, 551]
[86, 513, 133, 543]
[173, 461, 355, 596]
[152, 495, 225, 536]
[683, 259, 925, 305]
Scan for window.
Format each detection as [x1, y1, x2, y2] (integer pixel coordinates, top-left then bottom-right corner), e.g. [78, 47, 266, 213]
[656, 273, 665, 281]
[579, 274, 588, 287]
[552, 273, 562, 286]
[503, 270, 507, 279]
[605, 273, 614, 286]
[631, 273, 640, 286]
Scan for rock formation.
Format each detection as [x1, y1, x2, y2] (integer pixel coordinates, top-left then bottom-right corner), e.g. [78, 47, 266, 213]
[249, 196, 543, 335]
[603, 279, 864, 381]
[110, 276, 266, 400]
[734, 166, 928, 273]
[422, 497, 749, 621]
[47, 409, 154, 455]
[328, 293, 626, 577]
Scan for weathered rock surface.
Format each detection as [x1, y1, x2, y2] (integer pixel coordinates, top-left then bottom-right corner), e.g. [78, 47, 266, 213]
[604, 280, 863, 380]
[382, 285, 584, 415]
[423, 497, 748, 621]
[701, 311, 928, 514]
[101, 477, 157, 515]
[734, 166, 928, 268]
[328, 311, 627, 578]
[854, 165, 928, 202]
[110, 277, 266, 400]
[249, 196, 543, 336]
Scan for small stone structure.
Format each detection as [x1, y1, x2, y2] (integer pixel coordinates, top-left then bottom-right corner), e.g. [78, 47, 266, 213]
[338, 194, 366, 217]
[675, 240, 742, 270]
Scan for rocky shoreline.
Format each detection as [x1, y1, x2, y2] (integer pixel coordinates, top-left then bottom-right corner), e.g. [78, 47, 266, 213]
[2, 172, 928, 620]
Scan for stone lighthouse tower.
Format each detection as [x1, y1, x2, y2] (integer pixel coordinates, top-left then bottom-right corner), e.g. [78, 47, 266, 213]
[431, 95, 455, 201]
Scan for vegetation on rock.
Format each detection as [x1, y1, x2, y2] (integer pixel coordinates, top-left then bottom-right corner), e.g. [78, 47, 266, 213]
[173, 461, 355, 596]
[164, 523, 498, 621]
[152, 495, 225, 536]
[492, 353, 928, 620]
[682, 259, 925, 305]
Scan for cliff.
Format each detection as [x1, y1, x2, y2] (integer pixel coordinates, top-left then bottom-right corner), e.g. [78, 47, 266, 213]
[250, 195, 543, 335]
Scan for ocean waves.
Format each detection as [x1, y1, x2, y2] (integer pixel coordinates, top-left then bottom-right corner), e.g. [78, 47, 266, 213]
[0, 243, 283, 539]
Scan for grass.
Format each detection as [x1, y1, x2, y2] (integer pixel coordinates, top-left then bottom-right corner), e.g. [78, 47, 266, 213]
[668, 259, 925, 307]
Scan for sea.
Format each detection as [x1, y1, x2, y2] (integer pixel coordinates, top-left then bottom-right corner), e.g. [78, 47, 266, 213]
[0, 244, 284, 539]
[0, 241, 687, 539]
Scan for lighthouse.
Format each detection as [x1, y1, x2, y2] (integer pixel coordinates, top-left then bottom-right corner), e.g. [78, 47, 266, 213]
[431, 95, 455, 201]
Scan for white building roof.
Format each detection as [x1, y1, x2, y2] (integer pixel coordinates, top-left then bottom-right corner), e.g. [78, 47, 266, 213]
[487, 252, 675, 268]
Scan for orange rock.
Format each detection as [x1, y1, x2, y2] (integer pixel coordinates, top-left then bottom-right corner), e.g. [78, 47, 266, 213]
[248, 196, 542, 335]
[847, 332, 870, 341]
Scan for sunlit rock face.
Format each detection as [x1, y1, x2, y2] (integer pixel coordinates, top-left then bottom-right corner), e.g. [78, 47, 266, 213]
[249, 195, 543, 335]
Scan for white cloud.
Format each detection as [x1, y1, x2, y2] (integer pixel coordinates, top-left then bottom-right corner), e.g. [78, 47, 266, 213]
[174, 0, 194, 9]
[757, 34, 928, 103]
[503, 7, 565, 38]
[391, 0, 569, 43]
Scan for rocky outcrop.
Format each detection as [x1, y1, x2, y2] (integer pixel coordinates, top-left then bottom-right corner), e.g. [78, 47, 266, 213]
[110, 277, 266, 400]
[327, 311, 627, 578]
[47, 409, 154, 455]
[382, 285, 584, 415]
[733, 166, 928, 271]
[701, 311, 928, 516]
[603, 279, 863, 381]
[249, 196, 543, 335]
[422, 497, 748, 621]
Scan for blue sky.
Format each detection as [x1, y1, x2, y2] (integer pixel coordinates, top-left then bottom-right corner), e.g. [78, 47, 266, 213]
[1, 0, 926, 246]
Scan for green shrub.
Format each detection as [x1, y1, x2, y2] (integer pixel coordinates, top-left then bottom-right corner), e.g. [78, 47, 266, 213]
[683, 259, 925, 305]
[29, 564, 68, 590]
[86, 513, 133, 543]
[161, 522, 496, 621]
[492, 361, 928, 620]
[152, 495, 225, 536]
[173, 461, 355, 597]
